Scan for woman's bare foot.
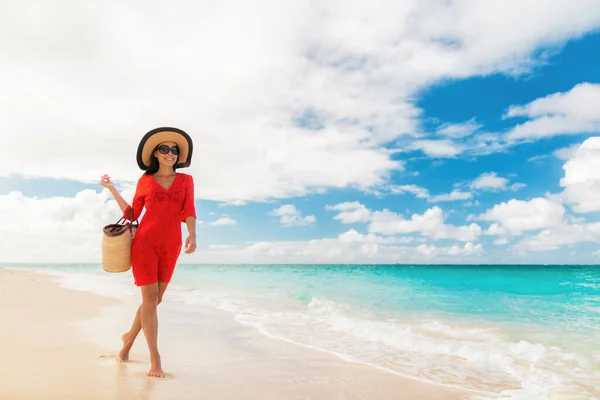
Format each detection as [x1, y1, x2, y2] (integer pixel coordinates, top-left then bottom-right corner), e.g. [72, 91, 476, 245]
[117, 333, 134, 362]
[147, 355, 165, 378]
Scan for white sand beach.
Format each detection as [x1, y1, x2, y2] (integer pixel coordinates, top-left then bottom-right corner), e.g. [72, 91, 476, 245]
[0, 268, 475, 400]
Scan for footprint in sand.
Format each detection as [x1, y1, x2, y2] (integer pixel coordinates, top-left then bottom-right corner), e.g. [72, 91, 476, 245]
[97, 354, 142, 364]
[97, 354, 119, 363]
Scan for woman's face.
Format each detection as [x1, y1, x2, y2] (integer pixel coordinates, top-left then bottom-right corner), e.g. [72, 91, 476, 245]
[153, 141, 179, 168]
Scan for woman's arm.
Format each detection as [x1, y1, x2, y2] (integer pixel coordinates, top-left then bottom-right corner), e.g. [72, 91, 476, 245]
[184, 216, 197, 238]
[100, 174, 145, 220]
[108, 186, 130, 214]
[184, 216, 197, 254]
[181, 174, 197, 222]
[182, 175, 197, 253]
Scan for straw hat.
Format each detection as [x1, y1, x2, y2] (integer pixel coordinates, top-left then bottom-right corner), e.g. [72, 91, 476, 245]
[136, 127, 193, 170]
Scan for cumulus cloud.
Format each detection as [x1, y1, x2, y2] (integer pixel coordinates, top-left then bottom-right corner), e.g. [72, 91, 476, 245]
[368, 206, 482, 242]
[417, 242, 483, 257]
[388, 171, 524, 204]
[473, 137, 600, 253]
[326, 202, 482, 242]
[209, 217, 237, 226]
[196, 229, 482, 264]
[337, 229, 412, 245]
[478, 197, 565, 236]
[0, 189, 124, 263]
[270, 204, 316, 227]
[559, 137, 600, 213]
[470, 172, 509, 191]
[514, 222, 600, 251]
[469, 172, 525, 192]
[505, 83, 600, 141]
[2, 0, 600, 204]
[325, 201, 372, 224]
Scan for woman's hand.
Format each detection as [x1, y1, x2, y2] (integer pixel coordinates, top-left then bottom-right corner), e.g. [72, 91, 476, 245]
[184, 234, 197, 254]
[100, 174, 115, 191]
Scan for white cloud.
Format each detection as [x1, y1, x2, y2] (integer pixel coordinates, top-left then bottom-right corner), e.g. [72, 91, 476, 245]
[493, 237, 510, 246]
[436, 118, 482, 139]
[411, 140, 464, 158]
[485, 223, 508, 236]
[559, 137, 600, 213]
[325, 201, 371, 224]
[554, 144, 581, 160]
[527, 154, 550, 163]
[270, 204, 315, 227]
[326, 201, 482, 241]
[525, 145, 579, 164]
[0, 189, 127, 263]
[389, 185, 472, 203]
[368, 206, 482, 242]
[466, 172, 526, 193]
[428, 190, 473, 203]
[2, 1, 599, 204]
[388, 172, 525, 203]
[478, 197, 565, 235]
[438, 242, 483, 257]
[470, 172, 508, 190]
[478, 137, 600, 253]
[195, 230, 481, 264]
[209, 217, 237, 226]
[514, 222, 600, 251]
[505, 83, 600, 141]
[208, 244, 239, 250]
[218, 200, 247, 207]
[426, 241, 485, 257]
[337, 229, 412, 244]
[389, 185, 430, 199]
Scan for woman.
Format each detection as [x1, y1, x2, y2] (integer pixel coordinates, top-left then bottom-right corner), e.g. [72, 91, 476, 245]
[100, 127, 197, 378]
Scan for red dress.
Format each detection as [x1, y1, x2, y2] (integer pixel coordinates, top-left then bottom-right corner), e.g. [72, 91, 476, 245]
[123, 172, 196, 286]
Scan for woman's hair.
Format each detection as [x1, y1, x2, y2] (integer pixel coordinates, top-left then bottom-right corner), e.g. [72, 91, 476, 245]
[144, 145, 179, 175]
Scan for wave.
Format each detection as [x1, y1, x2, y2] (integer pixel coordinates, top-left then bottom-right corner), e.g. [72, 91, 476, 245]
[174, 289, 600, 400]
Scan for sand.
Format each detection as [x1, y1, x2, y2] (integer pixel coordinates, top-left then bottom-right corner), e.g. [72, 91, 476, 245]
[0, 268, 477, 400]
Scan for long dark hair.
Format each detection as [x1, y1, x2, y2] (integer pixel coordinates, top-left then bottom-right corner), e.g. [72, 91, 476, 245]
[144, 145, 179, 175]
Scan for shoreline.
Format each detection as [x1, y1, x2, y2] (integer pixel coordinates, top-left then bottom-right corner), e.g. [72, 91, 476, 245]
[0, 267, 476, 400]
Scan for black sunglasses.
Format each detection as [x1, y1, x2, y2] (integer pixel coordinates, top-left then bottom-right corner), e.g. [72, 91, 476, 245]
[156, 144, 180, 155]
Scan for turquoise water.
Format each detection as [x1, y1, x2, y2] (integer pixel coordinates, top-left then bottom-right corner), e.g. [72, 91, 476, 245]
[5, 263, 600, 399]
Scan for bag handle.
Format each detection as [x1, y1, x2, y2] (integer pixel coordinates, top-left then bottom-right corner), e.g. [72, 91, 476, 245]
[108, 208, 138, 234]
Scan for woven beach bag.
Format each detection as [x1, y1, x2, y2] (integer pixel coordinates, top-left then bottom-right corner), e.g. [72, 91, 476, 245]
[101, 209, 138, 273]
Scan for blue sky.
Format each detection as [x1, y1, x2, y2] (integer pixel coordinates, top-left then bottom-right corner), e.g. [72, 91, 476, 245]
[1, 2, 600, 264]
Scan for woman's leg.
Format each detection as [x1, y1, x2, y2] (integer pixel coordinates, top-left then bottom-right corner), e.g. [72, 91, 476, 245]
[118, 282, 170, 363]
[139, 283, 163, 377]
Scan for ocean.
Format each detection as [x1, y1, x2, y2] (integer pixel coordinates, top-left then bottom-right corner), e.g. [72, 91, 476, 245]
[4, 263, 599, 400]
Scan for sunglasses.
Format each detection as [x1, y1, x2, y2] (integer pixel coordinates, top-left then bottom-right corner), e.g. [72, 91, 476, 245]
[156, 145, 180, 155]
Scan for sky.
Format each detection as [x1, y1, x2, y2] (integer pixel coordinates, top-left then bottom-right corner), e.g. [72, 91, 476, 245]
[1, 0, 600, 264]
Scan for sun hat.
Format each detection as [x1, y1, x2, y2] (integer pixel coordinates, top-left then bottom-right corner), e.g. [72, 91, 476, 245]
[136, 127, 193, 170]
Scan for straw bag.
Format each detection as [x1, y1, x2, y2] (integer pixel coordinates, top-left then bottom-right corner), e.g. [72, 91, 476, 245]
[101, 209, 138, 273]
